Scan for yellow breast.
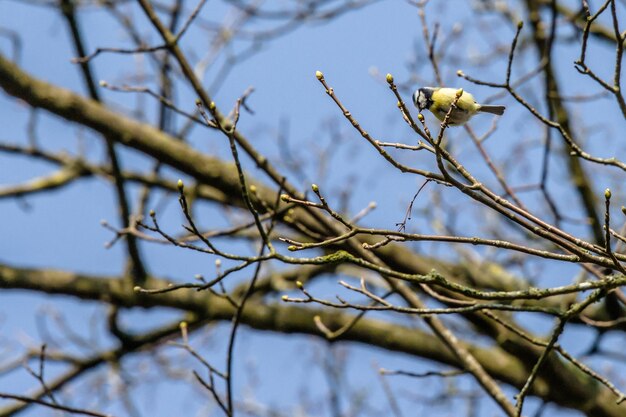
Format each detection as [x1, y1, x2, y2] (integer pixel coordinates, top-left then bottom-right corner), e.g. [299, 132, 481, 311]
[429, 88, 480, 125]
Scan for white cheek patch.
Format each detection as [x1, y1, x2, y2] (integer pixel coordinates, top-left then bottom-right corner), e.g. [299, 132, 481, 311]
[418, 92, 428, 110]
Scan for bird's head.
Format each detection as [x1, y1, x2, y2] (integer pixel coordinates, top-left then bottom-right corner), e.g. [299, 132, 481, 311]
[413, 87, 435, 111]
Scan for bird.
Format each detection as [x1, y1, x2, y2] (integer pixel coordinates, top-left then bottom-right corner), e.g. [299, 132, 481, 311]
[413, 87, 505, 126]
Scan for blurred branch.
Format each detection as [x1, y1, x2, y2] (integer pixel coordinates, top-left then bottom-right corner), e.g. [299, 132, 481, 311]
[0, 314, 203, 416]
[0, 164, 87, 199]
[0, 262, 623, 416]
[0, 392, 112, 417]
[61, 0, 147, 284]
[545, 0, 626, 45]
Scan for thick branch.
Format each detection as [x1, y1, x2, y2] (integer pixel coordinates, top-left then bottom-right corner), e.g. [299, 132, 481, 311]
[0, 263, 624, 416]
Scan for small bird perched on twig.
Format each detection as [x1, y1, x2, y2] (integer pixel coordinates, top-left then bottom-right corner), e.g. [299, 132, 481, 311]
[413, 87, 505, 126]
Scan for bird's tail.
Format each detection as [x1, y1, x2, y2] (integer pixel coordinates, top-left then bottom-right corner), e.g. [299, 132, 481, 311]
[479, 105, 505, 115]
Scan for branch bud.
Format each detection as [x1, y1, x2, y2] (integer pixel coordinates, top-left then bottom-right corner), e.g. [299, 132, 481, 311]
[386, 73, 394, 84]
[296, 281, 303, 289]
[311, 184, 319, 193]
[605, 188, 611, 199]
[315, 70, 324, 80]
[177, 179, 184, 191]
[280, 193, 290, 202]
